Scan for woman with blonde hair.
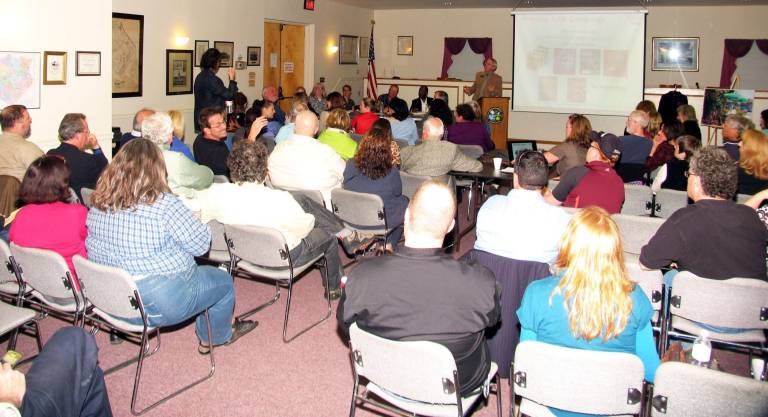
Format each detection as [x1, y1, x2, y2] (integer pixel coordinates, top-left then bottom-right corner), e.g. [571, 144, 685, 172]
[544, 114, 592, 176]
[86, 138, 256, 354]
[737, 129, 768, 195]
[318, 108, 357, 160]
[167, 110, 195, 161]
[517, 207, 659, 415]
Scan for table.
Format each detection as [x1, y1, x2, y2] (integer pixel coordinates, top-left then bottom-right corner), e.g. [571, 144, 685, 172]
[448, 162, 514, 252]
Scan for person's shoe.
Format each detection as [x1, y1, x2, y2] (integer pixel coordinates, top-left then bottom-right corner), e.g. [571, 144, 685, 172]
[325, 288, 342, 301]
[198, 319, 258, 355]
[339, 231, 377, 256]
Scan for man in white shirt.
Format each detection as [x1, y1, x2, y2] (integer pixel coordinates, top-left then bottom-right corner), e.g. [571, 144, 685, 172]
[268, 111, 345, 207]
[474, 150, 571, 264]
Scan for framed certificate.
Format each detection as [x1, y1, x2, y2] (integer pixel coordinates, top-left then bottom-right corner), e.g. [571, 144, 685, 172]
[76, 51, 101, 76]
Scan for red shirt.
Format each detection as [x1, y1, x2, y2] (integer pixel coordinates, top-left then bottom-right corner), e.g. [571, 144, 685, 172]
[351, 112, 380, 135]
[556, 161, 625, 214]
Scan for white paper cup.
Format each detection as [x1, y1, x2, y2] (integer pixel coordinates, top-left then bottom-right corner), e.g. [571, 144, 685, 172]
[751, 358, 765, 381]
[493, 157, 502, 171]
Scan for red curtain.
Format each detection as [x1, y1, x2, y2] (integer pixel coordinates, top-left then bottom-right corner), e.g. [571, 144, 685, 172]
[719, 39, 768, 88]
[441, 37, 493, 78]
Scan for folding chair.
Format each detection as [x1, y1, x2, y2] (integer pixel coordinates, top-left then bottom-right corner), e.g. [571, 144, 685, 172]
[400, 171, 433, 200]
[626, 259, 664, 350]
[394, 138, 410, 150]
[0, 241, 39, 352]
[735, 193, 751, 204]
[195, 220, 231, 269]
[285, 189, 326, 209]
[0, 301, 41, 355]
[224, 224, 331, 343]
[212, 175, 230, 184]
[73, 256, 215, 416]
[653, 188, 688, 218]
[511, 341, 645, 417]
[348, 323, 502, 417]
[80, 187, 95, 208]
[455, 144, 486, 220]
[651, 362, 768, 417]
[10, 243, 85, 327]
[621, 184, 653, 216]
[612, 213, 665, 256]
[331, 189, 389, 251]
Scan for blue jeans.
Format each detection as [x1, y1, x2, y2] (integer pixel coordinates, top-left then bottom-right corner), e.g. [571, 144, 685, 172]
[134, 266, 235, 345]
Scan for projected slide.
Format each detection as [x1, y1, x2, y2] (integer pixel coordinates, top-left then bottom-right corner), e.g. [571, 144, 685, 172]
[513, 11, 645, 116]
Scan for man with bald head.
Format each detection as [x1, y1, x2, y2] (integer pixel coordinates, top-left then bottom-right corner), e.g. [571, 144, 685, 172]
[400, 117, 482, 177]
[118, 108, 155, 150]
[338, 180, 500, 396]
[268, 111, 345, 207]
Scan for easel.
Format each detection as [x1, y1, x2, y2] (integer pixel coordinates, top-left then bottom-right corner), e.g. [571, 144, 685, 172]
[706, 125, 721, 146]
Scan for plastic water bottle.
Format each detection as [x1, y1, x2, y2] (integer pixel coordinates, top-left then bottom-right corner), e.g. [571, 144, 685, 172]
[691, 330, 712, 368]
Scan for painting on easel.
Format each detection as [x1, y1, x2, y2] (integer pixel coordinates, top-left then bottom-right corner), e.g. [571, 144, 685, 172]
[701, 88, 755, 127]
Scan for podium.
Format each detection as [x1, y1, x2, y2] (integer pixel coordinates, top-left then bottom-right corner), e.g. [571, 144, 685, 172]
[480, 97, 510, 152]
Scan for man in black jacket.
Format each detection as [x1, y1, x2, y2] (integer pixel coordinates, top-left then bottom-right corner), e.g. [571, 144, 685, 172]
[193, 48, 238, 132]
[193, 107, 230, 177]
[48, 113, 108, 201]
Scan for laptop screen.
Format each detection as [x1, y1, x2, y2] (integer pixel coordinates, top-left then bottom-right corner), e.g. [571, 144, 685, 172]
[507, 140, 538, 161]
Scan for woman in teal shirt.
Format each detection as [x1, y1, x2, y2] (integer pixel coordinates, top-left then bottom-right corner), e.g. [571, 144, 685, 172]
[517, 207, 660, 417]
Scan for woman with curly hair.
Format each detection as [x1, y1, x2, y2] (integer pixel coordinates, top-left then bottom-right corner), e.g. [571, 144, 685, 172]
[544, 114, 592, 176]
[371, 118, 401, 168]
[737, 129, 768, 195]
[517, 207, 659, 416]
[343, 127, 409, 252]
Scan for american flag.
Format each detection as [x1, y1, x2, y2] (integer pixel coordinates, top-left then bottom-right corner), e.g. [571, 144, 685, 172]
[366, 25, 377, 98]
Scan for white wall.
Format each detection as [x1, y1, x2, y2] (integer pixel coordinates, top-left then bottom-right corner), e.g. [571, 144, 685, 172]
[1, 0, 112, 154]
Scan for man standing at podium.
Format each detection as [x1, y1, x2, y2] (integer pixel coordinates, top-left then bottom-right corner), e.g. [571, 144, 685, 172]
[464, 58, 502, 101]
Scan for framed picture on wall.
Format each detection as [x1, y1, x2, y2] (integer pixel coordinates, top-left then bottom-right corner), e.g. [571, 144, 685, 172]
[194, 40, 209, 67]
[166, 49, 193, 95]
[359, 37, 369, 58]
[397, 36, 413, 56]
[213, 41, 234, 68]
[43, 51, 67, 85]
[339, 35, 358, 64]
[112, 12, 143, 97]
[0, 51, 41, 108]
[247, 46, 261, 66]
[76, 51, 101, 76]
[652, 37, 699, 71]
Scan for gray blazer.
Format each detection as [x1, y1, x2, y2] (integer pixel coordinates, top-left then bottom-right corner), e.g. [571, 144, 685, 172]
[400, 140, 483, 177]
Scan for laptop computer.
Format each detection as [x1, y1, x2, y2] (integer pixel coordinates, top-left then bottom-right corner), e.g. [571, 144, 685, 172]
[507, 140, 538, 161]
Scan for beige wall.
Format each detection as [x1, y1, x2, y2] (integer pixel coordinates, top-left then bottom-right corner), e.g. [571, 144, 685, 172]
[1, 0, 113, 154]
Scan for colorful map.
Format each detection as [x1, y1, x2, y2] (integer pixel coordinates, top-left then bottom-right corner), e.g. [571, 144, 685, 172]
[0, 52, 40, 108]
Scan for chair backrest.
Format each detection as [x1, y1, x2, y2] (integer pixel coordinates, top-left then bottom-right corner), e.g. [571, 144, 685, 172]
[224, 224, 291, 269]
[400, 171, 433, 200]
[286, 189, 325, 208]
[80, 187, 95, 208]
[73, 255, 144, 323]
[654, 188, 689, 218]
[67, 187, 81, 205]
[612, 213, 665, 256]
[512, 341, 645, 415]
[561, 206, 579, 214]
[621, 184, 653, 216]
[331, 189, 387, 231]
[669, 271, 768, 329]
[457, 144, 484, 159]
[349, 323, 461, 404]
[208, 219, 228, 254]
[393, 138, 410, 149]
[547, 179, 559, 191]
[651, 362, 768, 417]
[213, 175, 230, 184]
[735, 193, 751, 204]
[10, 243, 79, 306]
[625, 259, 663, 312]
[0, 240, 21, 296]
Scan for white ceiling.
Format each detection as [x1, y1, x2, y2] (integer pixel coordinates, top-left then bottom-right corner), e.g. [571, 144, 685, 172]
[332, 0, 767, 9]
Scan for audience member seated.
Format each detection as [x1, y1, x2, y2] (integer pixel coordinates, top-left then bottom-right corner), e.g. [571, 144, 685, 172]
[338, 180, 501, 397]
[744, 188, 768, 229]
[547, 133, 624, 213]
[737, 129, 768, 195]
[677, 104, 702, 140]
[47, 113, 108, 200]
[142, 112, 214, 196]
[0, 105, 43, 182]
[196, 140, 345, 299]
[239, 109, 274, 153]
[409, 85, 433, 113]
[475, 151, 570, 264]
[720, 114, 754, 161]
[341, 84, 356, 111]
[446, 103, 493, 152]
[427, 97, 454, 128]
[9, 156, 87, 286]
[249, 99, 280, 139]
[378, 84, 399, 115]
[646, 111, 662, 142]
[387, 98, 419, 146]
[651, 134, 701, 192]
[319, 91, 344, 133]
[309, 82, 327, 115]
[262, 85, 285, 125]
[433, 90, 449, 105]
[269, 111, 345, 207]
[350, 97, 379, 135]
[118, 108, 154, 150]
[761, 109, 768, 135]
[645, 121, 685, 174]
[318, 109, 357, 160]
[168, 110, 195, 161]
[640, 146, 768, 280]
[232, 91, 249, 128]
[372, 118, 402, 168]
[343, 128, 409, 253]
[544, 114, 591, 177]
[624, 99, 656, 136]
[0, 327, 113, 417]
[86, 139, 256, 354]
[275, 98, 309, 145]
[193, 107, 231, 177]
[617, 110, 652, 183]
[401, 117, 482, 177]
[518, 207, 660, 406]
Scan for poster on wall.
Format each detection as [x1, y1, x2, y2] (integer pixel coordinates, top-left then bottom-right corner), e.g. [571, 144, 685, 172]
[0, 51, 41, 108]
[701, 88, 755, 127]
[166, 50, 193, 95]
[112, 12, 144, 98]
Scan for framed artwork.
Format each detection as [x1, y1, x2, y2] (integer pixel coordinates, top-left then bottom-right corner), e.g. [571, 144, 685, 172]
[359, 37, 369, 58]
[0, 51, 41, 108]
[194, 40, 209, 67]
[339, 35, 358, 65]
[75, 51, 101, 76]
[43, 51, 67, 85]
[247, 46, 261, 66]
[112, 12, 143, 97]
[397, 36, 413, 56]
[166, 49, 193, 95]
[213, 41, 234, 68]
[652, 37, 699, 72]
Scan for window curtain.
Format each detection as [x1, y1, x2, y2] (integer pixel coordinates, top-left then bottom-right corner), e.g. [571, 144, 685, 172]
[441, 37, 493, 78]
[719, 39, 768, 88]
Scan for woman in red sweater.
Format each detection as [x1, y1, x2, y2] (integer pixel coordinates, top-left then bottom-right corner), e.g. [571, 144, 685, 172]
[350, 97, 380, 135]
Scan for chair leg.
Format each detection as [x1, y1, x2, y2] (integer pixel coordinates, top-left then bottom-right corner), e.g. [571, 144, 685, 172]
[282, 258, 332, 343]
[349, 362, 359, 417]
[235, 281, 280, 322]
[495, 374, 503, 417]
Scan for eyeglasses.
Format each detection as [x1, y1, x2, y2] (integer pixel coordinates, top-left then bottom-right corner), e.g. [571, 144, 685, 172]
[209, 121, 226, 128]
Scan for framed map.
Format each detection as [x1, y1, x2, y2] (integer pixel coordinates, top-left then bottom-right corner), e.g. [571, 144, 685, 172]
[112, 13, 143, 97]
[0, 51, 41, 109]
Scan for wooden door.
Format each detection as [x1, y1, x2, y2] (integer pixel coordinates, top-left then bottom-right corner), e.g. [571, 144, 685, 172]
[263, 22, 305, 114]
